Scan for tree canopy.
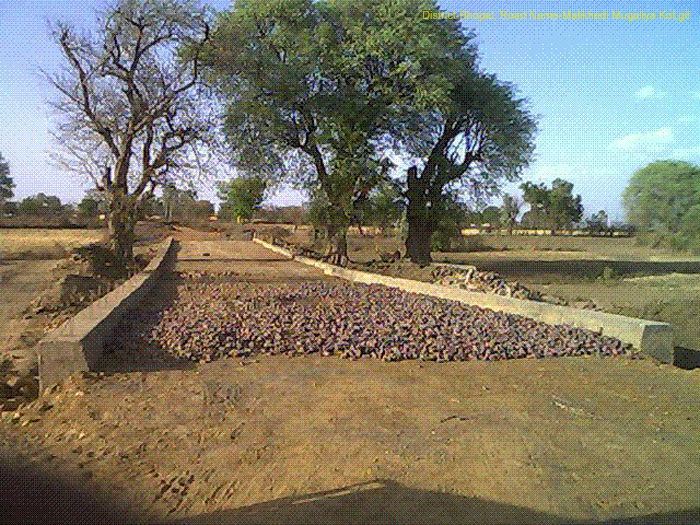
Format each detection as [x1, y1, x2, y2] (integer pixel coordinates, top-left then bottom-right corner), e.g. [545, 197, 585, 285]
[585, 210, 609, 234]
[18, 193, 65, 216]
[363, 180, 405, 233]
[623, 160, 700, 252]
[379, 18, 538, 264]
[217, 177, 268, 222]
[203, 0, 521, 264]
[500, 193, 521, 232]
[0, 152, 14, 204]
[520, 178, 583, 232]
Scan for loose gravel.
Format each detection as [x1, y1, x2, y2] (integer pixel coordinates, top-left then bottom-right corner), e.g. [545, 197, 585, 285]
[114, 272, 634, 364]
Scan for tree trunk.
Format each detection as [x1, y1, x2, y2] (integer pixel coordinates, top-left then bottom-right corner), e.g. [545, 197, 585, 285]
[107, 194, 135, 262]
[324, 226, 348, 266]
[404, 166, 434, 266]
[405, 219, 433, 266]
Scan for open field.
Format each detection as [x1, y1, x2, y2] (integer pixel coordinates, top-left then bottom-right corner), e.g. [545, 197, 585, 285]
[444, 233, 696, 262]
[0, 228, 105, 260]
[2, 239, 699, 523]
[270, 226, 696, 265]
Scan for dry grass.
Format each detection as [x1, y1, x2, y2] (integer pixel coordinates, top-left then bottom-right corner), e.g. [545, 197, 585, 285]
[0, 228, 105, 260]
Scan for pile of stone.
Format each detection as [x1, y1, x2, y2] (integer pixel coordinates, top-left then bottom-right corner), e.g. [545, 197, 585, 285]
[431, 265, 543, 301]
[117, 277, 632, 365]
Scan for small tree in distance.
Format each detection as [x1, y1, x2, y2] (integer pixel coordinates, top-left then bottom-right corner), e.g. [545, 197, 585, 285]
[500, 193, 521, 234]
[217, 177, 268, 223]
[586, 210, 609, 235]
[18, 194, 65, 216]
[364, 181, 405, 235]
[0, 152, 14, 207]
[480, 206, 502, 229]
[521, 178, 583, 234]
[77, 196, 100, 217]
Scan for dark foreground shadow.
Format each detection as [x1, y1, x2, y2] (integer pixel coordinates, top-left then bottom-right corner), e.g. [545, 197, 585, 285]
[1, 460, 697, 525]
[169, 479, 700, 525]
[97, 270, 194, 374]
[0, 449, 142, 524]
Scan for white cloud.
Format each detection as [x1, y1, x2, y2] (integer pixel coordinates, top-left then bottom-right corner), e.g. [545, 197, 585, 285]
[609, 127, 674, 152]
[678, 115, 696, 123]
[635, 85, 667, 99]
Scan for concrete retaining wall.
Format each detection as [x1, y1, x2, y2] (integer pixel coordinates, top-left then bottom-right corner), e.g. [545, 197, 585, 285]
[38, 237, 177, 391]
[253, 238, 674, 362]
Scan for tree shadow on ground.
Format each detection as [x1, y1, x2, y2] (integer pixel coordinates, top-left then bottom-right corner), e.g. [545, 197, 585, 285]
[444, 258, 700, 280]
[1, 456, 697, 524]
[169, 479, 700, 525]
[178, 257, 291, 263]
[96, 271, 194, 374]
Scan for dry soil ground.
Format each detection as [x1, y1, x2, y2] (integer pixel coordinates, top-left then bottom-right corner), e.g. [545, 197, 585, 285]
[0, 229, 104, 376]
[1, 237, 699, 524]
[0, 226, 168, 376]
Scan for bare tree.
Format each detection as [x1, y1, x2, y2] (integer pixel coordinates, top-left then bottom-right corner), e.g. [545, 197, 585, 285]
[47, 0, 214, 260]
[500, 193, 521, 234]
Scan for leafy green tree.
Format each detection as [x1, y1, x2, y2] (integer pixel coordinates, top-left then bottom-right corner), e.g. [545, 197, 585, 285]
[364, 180, 405, 234]
[217, 177, 268, 222]
[431, 193, 472, 252]
[77, 196, 100, 217]
[162, 183, 198, 222]
[623, 160, 700, 252]
[304, 188, 333, 242]
[136, 193, 163, 219]
[520, 208, 548, 229]
[480, 206, 502, 228]
[18, 194, 64, 216]
[521, 178, 582, 233]
[463, 210, 483, 227]
[585, 210, 609, 234]
[500, 193, 521, 234]
[2, 201, 18, 216]
[400, 64, 537, 264]
[204, 0, 463, 264]
[0, 152, 15, 205]
[549, 178, 583, 231]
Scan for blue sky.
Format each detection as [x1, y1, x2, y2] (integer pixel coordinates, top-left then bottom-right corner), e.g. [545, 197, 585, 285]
[0, 1, 698, 219]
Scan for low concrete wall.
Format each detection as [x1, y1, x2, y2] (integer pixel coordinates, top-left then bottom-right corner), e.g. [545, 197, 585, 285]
[38, 237, 177, 391]
[253, 238, 674, 362]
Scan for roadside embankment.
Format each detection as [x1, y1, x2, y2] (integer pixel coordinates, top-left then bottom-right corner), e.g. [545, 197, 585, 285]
[37, 237, 177, 391]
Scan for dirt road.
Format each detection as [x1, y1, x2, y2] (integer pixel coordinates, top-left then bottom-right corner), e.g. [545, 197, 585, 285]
[1, 240, 699, 524]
